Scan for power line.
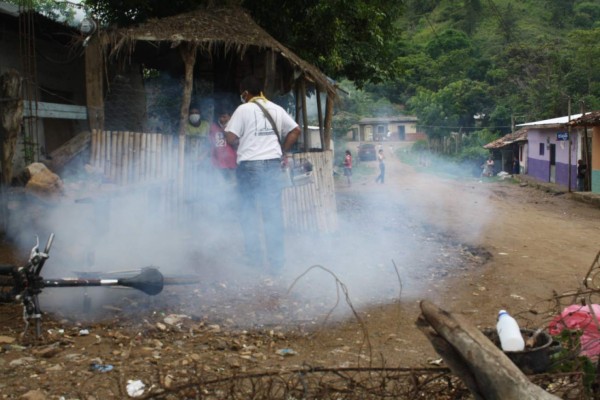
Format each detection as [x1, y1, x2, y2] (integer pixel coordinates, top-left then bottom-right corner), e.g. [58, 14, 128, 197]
[416, 124, 512, 130]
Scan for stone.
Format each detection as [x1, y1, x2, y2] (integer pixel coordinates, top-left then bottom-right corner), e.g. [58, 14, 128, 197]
[24, 163, 64, 198]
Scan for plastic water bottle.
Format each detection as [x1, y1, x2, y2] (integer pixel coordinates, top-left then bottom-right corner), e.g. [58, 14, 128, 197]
[496, 310, 525, 351]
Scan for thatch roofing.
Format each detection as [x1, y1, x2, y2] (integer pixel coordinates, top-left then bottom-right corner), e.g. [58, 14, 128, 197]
[100, 6, 335, 95]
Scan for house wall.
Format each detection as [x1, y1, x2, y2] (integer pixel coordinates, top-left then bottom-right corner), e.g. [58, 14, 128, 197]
[592, 127, 600, 193]
[526, 129, 578, 190]
[0, 14, 87, 170]
[359, 120, 420, 142]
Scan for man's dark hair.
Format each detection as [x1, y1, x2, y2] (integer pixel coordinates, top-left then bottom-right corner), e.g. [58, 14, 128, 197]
[240, 76, 263, 96]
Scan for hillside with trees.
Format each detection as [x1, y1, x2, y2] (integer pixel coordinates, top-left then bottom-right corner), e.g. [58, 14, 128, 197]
[368, 0, 600, 145]
[10, 0, 600, 153]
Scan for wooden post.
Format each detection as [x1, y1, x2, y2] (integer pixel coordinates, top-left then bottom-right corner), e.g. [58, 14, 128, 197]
[264, 51, 277, 98]
[0, 70, 23, 186]
[178, 43, 197, 215]
[324, 93, 334, 151]
[300, 79, 309, 151]
[316, 87, 324, 149]
[85, 35, 104, 133]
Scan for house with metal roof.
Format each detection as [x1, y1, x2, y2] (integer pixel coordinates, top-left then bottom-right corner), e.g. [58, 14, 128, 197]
[0, 2, 87, 176]
[356, 116, 424, 142]
[516, 114, 584, 190]
[569, 111, 599, 192]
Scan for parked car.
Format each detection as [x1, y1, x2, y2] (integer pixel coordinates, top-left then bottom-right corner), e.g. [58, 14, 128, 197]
[358, 143, 377, 161]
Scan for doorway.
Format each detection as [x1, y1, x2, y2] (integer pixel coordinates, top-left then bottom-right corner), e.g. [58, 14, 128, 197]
[549, 143, 556, 183]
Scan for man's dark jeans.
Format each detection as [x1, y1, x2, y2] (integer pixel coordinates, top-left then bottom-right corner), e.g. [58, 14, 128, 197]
[236, 159, 285, 272]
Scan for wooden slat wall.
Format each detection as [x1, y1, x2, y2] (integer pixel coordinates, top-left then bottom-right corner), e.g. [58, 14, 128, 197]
[283, 151, 338, 233]
[90, 130, 338, 233]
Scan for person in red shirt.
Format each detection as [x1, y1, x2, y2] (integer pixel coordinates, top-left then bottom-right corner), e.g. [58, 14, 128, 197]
[209, 105, 237, 182]
[343, 150, 352, 185]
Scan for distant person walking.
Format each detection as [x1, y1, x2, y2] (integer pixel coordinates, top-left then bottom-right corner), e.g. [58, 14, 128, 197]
[343, 150, 352, 185]
[375, 149, 385, 184]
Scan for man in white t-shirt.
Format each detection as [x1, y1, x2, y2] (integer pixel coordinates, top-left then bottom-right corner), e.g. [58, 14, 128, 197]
[225, 76, 301, 274]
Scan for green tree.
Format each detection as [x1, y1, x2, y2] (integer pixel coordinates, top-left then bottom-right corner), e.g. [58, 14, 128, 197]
[83, 0, 401, 87]
[84, 0, 203, 25]
[5, 0, 77, 24]
[567, 28, 600, 98]
[495, 2, 518, 44]
[407, 88, 456, 140]
[240, 0, 401, 86]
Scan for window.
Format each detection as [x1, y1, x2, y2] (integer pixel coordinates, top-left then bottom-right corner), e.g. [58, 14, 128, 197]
[539, 143, 545, 156]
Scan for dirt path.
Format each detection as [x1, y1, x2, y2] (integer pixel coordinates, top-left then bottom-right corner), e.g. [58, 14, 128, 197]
[326, 150, 600, 366]
[1, 151, 600, 398]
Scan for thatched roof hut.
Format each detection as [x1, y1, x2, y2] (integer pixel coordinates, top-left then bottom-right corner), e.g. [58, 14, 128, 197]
[80, 6, 339, 232]
[101, 6, 334, 95]
[86, 6, 336, 146]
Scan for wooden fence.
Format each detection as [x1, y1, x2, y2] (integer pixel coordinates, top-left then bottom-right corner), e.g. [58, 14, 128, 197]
[89, 129, 338, 233]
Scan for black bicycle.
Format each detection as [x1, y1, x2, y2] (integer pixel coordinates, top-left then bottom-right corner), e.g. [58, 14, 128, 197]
[0, 234, 198, 339]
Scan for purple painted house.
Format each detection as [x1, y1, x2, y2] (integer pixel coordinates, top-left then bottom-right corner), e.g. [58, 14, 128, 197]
[516, 114, 584, 190]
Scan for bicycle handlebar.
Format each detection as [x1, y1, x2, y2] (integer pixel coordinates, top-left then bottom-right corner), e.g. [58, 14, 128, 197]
[0, 233, 168, 339]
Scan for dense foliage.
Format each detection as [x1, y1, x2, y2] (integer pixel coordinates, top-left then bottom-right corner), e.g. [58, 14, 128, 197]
[370, 0, 600, 143]
[17, 0, 600, 150]
[4, 0, 77, 24]
[81, 0, 400, 87]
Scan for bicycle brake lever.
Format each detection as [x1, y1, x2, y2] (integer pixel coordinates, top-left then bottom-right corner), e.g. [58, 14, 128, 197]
[29, 236, 40, 261]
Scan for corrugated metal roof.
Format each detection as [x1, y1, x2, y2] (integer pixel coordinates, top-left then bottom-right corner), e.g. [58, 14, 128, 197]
[516, 114, 583, 127]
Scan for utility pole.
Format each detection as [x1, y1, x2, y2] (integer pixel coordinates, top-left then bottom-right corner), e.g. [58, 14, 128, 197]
[568, 97, 572, 192]
[580, 101, 590, 191]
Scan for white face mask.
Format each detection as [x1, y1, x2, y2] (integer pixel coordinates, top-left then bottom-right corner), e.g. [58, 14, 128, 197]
[189, 114, 200, 124]
[240, 91, 248, 104]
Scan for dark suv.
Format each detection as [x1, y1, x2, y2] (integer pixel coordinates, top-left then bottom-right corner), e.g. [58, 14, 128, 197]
[358, 143, 377, 161]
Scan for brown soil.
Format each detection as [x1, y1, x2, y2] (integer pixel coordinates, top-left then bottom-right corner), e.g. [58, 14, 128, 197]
[1, 153, 600, 399]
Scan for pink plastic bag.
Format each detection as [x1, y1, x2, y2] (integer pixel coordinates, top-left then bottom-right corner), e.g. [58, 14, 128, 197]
[548, 304, 600, 359]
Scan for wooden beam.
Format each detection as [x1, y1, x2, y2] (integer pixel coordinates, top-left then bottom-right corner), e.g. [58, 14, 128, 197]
[177, 43, 197, 215]
[300, 79, 309, 151]
[324, 94, 333, 151]
[23, 101, 87, 120]
[85, 35, 104, 131]
[46, 131, 91, 173]
[264, 51, 277, 98]
[316, 87, 324, 149]
[418, 300, 560, 400]
[0, 69, 22, 185]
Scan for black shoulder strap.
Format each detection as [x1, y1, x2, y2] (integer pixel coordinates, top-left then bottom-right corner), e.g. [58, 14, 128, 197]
[250, 98, 281, 142]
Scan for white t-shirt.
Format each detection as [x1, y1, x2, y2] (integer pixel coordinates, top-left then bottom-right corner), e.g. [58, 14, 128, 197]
[226, 98, 298, 163]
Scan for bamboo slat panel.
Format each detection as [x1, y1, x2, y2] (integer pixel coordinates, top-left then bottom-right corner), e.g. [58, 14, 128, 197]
[90, 131, 338, 233]
[283, 150, 337, 233]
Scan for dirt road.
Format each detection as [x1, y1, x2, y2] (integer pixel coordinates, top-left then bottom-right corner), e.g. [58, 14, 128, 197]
[1, 151, 599, 398]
